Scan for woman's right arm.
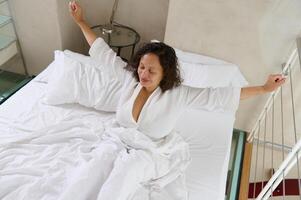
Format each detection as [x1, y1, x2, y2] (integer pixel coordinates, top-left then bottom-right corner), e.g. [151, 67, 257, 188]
[69, 1, 128, 83]
[69, 1, 96, 46]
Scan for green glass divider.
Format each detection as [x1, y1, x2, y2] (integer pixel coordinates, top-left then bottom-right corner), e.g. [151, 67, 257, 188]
[226, 129, 246, 200]
[0, 75, 33, 104]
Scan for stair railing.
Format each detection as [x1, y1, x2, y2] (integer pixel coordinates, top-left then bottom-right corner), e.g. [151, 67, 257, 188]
[247, 37, 301, 199]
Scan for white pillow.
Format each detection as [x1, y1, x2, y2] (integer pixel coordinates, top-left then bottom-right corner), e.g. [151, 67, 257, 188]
[43, 51, 122, 112]
[150, 39, 248, 88]
[64, 50, 98, 66]
[35, 50, 100, 83]
[179, 61, 248, 88]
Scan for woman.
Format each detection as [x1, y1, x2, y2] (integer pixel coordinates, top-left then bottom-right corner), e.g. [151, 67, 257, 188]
[66, 1, 286, 200]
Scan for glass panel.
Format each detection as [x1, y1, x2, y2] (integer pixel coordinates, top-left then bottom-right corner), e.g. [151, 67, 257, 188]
[0, 15, 11, 28]
[0, 34, 15, 50]
[0, 71, 33, 104]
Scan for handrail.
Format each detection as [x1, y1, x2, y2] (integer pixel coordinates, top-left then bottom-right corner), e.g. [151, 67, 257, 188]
[249, 37, 301, 199]
[247, 48, 298, 142]
[256, 138, 301, 199]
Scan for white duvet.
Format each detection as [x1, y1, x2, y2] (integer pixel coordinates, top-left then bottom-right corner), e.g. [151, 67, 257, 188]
[0, 81, 114, 199]
[0, 82, 188, 200]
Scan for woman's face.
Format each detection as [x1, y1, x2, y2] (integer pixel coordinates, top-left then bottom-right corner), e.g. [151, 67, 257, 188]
[138, 53, 164, 92]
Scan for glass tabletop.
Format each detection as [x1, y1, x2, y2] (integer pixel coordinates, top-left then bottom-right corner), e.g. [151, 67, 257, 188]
[91, 24, 140, 48]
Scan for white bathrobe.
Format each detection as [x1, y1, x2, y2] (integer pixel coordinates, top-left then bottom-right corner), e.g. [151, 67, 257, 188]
[60, 38, 240, 200]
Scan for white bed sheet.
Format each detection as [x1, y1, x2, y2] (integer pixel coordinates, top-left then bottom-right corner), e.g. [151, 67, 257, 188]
[0, 64, 235, 200]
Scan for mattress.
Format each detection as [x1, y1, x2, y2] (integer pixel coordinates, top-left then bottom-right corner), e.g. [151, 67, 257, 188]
[0, 63, 236, 200]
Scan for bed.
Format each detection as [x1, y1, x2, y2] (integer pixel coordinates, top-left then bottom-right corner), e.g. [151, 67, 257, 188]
[0, 46, 247, 200]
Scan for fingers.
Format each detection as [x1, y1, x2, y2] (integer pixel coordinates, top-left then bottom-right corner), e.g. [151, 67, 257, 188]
[263, 73, 287, 92]
[275, 77, 285, 83]
[73, 1, 79, 7]
[269, 74, 286, 83]
[69, 1, 75, 12]
[274, 78, 286, 92]
[277, 78, 286, 85]
[69, 1, 77, 12]
[72, 1, 77, 11]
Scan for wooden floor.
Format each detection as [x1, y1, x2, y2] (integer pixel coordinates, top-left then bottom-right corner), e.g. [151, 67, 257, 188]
[239, 142, 253, 200]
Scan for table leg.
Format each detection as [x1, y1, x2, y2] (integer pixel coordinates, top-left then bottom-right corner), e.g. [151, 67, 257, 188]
[131, 44, 136, 59]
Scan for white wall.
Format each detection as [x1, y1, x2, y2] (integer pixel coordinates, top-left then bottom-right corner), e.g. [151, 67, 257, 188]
[9, 0, 169, 75]
[114, 0, 169, 43]
[9, 0, 62, 75]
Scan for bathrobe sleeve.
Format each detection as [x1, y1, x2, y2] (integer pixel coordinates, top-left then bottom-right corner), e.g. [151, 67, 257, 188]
[88, 37, 130, 84]
[181, 86, 241, 113]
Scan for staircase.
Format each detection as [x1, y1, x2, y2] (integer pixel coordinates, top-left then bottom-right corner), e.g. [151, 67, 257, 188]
[234, 38, 301, 200]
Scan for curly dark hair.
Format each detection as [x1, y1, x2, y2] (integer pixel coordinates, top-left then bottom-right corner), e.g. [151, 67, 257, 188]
[124, 42, 182, 92]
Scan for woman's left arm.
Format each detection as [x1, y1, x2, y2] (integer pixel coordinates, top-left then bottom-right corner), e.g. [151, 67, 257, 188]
[240, 74, 286, 100]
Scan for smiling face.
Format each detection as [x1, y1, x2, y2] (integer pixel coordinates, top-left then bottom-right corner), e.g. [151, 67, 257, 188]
[125, 42, 182, 93]
[137, 53, 164, 92]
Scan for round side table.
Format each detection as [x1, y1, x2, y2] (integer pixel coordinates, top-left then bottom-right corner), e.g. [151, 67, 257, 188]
[91, 24, 140, 61]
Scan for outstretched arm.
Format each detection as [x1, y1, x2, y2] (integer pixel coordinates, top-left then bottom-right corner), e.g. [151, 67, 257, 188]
[69, 1, 97, 46]
[240, 74, 286, 100]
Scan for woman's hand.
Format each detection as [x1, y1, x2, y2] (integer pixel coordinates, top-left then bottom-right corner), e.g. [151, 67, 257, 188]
[69, 1, 84, 25]
[263, 74, 286, 92]
[68, 1, 97, 46]
[240, 74, 287, 100]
